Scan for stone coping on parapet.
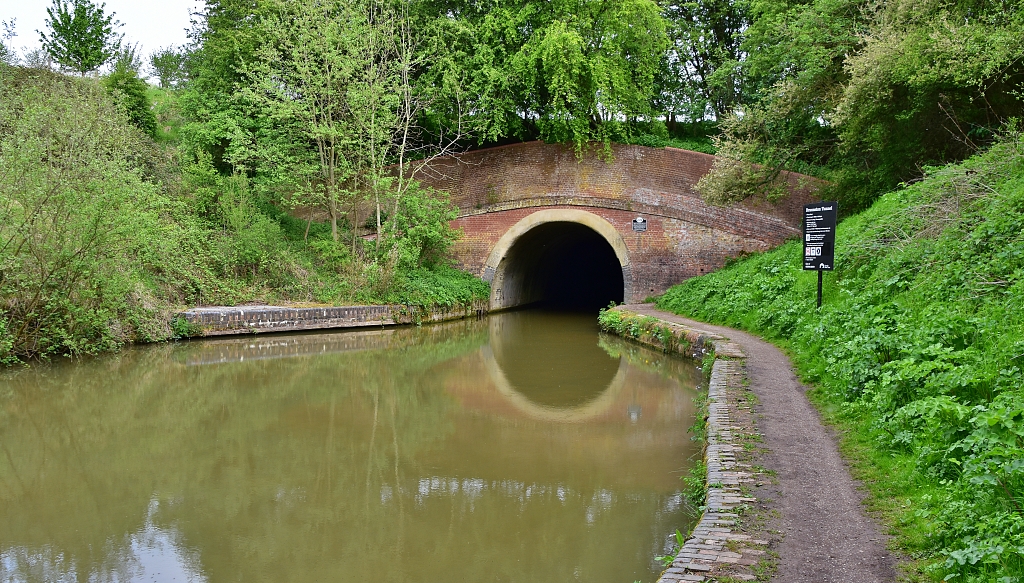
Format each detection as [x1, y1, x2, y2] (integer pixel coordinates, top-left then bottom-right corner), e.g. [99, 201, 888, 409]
[603, 308, 770, 583]
[174, 301, 488, 337]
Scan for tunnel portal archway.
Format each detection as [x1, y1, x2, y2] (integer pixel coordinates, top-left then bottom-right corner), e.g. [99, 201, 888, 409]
[485, 210, 631, 311]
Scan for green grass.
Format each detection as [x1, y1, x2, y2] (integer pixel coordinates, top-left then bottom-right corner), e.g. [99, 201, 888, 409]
[655, 134, 1024, 582]
[147, 85, 183, 144]
[597, 308, 691, 353]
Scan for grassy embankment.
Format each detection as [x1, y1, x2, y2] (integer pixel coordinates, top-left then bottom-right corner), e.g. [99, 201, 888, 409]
[0, 67, 488, 364]
[655, 136, 1024, 582]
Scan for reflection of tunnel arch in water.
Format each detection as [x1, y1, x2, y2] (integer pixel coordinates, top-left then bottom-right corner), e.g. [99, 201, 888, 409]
[481, 346, 627, 423]
[481, 312, 627, 422]
[484, 210, 631, 310]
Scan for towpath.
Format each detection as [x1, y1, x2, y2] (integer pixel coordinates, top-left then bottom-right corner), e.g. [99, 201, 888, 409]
[624, 304, 896, 583]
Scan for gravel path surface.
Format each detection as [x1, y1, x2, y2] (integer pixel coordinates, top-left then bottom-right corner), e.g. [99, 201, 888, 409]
[625, 304, 897, 583]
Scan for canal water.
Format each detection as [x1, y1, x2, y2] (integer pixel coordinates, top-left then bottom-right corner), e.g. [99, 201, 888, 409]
[0, 310, 702, 583]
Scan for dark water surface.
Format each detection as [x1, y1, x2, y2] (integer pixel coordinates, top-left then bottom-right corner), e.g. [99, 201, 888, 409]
[0, 310, 701, 583]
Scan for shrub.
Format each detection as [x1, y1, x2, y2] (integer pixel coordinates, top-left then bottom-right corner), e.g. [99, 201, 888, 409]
[103, 56, 157, 137]
[0, 68, 168, 359]
[0, 66, 491, 362]
[390, 182, 460, 270]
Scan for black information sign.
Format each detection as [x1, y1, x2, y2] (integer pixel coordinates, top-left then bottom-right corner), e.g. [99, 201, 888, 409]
[803, 201, 837, 271]
[632, 217, 647, 232]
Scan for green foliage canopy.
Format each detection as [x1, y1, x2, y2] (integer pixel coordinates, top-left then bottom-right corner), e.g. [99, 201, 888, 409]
[148, 46, 186, 89]
[182, 0, 477, 283]
[697, 0, 1024, 209]
[38, 0, 122, 75]
[658, 0, 747, 122]
[0, 68, 167, 360]
[103, 48, 157, 136]
[174, 0, 1024, 210]
[511, 0, 669, 148]
[426, 0, 669, 149]
[237, 0, 368, 242]
[0, 64, 487, 363]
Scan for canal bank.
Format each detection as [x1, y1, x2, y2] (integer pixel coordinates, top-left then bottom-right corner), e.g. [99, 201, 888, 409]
[599, 306, 779, 582]
[172, 300, 489, 336]
[602, 305, 896, 583]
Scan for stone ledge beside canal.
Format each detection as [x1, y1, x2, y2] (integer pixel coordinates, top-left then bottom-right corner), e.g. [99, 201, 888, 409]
[174, 300, 489, 337]
[600, 307, 776, 583]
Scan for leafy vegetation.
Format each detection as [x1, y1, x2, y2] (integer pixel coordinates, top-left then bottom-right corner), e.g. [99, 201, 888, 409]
[0, 67, 191, 363]
[0, 65, 486, 363]
[620, 121, 718, 155]
[658, 0, 745, 123]
[148, 46, 186, 89]
[694, 0, 1024, 210]
[0, 0, 502, 365]
[657, 134, 1024, 581]
[177, 0, 1023, 210]
[103, 47, 156, 136]
[598, 309, 687, 354]
[177, 0, 715, 170]
[38, 0, 122, 76]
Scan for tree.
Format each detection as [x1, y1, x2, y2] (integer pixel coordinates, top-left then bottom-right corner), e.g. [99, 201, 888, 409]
[658, 0, 747, 123]
[1, 19, 16, 66]
[417, 0, 668, 151]
[240, 0, 365, 243]
[513, 0, 669, 149]
[238, 0, 466, 259]
[149, 46, 186, 89]
[38, 0, 122, 76]
[177, 0, 278, 177]
[695, 0, 1024, 210]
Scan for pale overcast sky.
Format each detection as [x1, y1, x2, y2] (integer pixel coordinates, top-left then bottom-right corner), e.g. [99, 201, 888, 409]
[1, 0, 205, 69]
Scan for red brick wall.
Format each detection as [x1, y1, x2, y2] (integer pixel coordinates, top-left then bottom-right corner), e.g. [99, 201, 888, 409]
[412, 142, 820, 302]
[450, 206, 772, 301]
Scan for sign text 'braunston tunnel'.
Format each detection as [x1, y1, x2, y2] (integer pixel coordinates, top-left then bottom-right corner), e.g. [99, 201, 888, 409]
[411, 141, 820, 311]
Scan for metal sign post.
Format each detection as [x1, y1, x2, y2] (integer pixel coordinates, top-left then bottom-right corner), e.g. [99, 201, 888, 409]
[803, 201, 837, 308]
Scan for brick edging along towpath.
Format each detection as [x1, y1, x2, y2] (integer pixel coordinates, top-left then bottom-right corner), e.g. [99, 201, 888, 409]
[600, 307, 778, 582]
[605, 304, 897, 583]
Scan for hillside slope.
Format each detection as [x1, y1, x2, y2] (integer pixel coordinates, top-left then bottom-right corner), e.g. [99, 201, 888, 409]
[657, 135, 1024, 581]
[0, 67, 488, 363]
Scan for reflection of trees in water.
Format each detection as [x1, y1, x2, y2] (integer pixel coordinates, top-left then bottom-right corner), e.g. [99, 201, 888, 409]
[0, 321, 483, 581]
[0, 317, 696, 583]
[597, 334, 706, 387]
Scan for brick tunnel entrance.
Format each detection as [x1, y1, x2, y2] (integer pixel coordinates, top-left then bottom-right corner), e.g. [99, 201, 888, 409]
[492, 222, 625, 311]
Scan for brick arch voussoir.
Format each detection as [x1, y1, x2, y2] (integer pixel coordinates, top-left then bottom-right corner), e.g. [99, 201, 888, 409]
[481, 209, 634, 306]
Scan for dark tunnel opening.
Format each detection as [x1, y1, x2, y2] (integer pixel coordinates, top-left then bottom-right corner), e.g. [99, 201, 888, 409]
[495, 222, 625, 312]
